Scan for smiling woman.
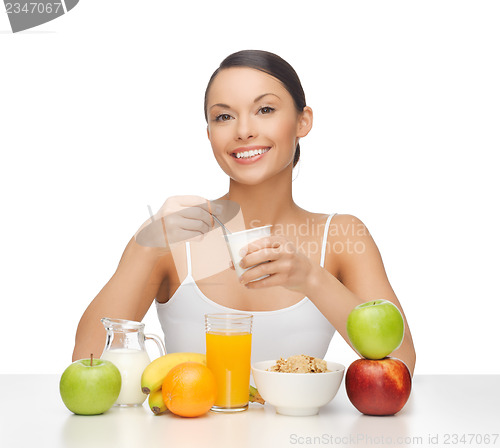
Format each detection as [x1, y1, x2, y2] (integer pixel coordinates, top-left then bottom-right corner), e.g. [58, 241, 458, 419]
[204, 51, 308, 174]
[72, 50, 416, 376]
[205, 65, 311, 187]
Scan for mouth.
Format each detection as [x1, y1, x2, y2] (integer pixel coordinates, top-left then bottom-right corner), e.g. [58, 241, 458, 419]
[231, 147, 271, 161]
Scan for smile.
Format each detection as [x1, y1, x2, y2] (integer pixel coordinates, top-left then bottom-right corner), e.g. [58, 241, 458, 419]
[231, 147, 271, 159]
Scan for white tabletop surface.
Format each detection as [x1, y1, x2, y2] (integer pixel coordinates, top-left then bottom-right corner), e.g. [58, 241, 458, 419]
[1, 374, 499, 448]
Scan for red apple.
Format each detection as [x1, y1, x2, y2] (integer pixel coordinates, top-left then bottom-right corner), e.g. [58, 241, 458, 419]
[345, 357, 411, 416]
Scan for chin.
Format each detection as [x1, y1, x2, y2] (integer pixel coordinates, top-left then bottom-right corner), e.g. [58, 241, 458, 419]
[229, 172, 270, 186]
[230, 163, 294, 187]
[215, 162, 266, 186]
[214, 149, 294, 187]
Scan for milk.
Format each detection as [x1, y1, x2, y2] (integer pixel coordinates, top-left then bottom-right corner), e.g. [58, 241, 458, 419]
[101, 348, 151, 406]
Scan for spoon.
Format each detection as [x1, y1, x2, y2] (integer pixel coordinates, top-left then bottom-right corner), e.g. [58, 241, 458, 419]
[211, 213, 232, 235]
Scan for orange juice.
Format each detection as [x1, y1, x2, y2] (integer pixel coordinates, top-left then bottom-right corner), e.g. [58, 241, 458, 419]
[206, 331, 252, 408]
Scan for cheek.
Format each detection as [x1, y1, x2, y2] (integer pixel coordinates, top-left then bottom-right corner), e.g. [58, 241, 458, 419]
[269, 118, 298, 149]
[208, 127, 228, 155]
[208, 127, 233, 173]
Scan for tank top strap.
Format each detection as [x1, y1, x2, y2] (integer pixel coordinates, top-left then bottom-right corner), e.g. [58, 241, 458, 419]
[320, 213, 337, 268]
[185, 242, 193, 277]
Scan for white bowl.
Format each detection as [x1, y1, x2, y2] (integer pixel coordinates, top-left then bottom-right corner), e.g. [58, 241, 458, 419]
[252, 360, 345, 416]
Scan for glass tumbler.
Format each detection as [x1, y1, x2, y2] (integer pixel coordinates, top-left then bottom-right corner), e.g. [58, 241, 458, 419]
[205, 313, 253, 412]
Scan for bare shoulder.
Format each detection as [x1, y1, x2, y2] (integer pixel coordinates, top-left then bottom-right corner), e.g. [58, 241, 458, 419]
[326, 214, 392, 291]
[326, 213, 383, 269]
[329, 214, 373, 243]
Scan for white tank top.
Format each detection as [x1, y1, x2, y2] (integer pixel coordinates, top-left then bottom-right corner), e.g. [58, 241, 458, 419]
[156, 214, 337, 364]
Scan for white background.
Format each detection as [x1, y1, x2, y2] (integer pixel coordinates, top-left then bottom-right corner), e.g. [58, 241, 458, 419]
[1, 1, 499, 375]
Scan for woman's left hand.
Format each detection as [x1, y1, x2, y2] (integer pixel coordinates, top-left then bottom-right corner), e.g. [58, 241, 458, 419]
[238, 236, 314, 293]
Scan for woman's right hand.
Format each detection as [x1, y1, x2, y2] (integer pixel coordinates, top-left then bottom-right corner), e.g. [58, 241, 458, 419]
[134, 195, 218, 251]
[73, 195, 223, 361]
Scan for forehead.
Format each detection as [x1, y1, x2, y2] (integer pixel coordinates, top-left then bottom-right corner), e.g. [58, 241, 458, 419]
[206, 67, 291, 106]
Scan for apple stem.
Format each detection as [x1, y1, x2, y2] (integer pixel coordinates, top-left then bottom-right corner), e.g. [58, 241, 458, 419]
[91, 353, 93, 367]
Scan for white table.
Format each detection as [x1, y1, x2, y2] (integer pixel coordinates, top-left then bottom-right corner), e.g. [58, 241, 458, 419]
[1, 375, 498, 448]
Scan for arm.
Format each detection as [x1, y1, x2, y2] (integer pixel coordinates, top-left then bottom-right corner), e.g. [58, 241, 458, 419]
[306, 215, 416, 375]
[239, 214, 416, 375]
[72, 194, 215, 361]
[72, 237, 168, 361]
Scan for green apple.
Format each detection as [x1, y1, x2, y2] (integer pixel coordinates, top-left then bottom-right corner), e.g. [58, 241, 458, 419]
[59, 356, 121, 415]
[346, 299, 404, 359]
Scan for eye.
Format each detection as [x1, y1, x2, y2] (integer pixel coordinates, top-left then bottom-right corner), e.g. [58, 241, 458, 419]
[258, 106, 275, 115]
[215, 113, 233, 122]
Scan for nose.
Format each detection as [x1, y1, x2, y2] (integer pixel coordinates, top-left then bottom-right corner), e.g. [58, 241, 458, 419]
[235, 116, 256, 141]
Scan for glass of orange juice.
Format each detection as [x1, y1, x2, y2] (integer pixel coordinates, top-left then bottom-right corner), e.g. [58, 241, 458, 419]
[205, 313, 253, 412]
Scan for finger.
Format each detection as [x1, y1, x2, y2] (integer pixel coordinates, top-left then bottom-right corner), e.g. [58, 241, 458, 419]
[161, 195, 212, 217]
[178, 197, 223, 219]
[239, 260, 275, 285]
[206, 200, 214, 229]
[239, 247, 280, 269]
[243, 272, 286, 289]
[178, 217, 211, 235]
[166, 214, 211, 235]
[207, 200, 224, 216]
[161, 205, 213, 232]
[178, 207, 213, 228]
[240, 236, 283, 257]
[160, 195, 205, 212]
[177, 195, 210, 208]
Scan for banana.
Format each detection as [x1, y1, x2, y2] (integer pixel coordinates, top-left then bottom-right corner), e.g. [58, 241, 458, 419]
[141, 352, 206, 394]
[148, 388, 167, 415]
[249, 385, 265, 405]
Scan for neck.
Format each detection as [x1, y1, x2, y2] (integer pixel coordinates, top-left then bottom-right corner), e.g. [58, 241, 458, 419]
[224, 166, 299, 228]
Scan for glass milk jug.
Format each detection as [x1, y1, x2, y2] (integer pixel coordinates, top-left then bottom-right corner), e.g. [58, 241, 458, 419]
[100, 318, 165, 406]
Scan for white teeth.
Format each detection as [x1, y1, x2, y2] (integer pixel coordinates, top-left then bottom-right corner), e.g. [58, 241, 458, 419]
[235, 148, 270, 159]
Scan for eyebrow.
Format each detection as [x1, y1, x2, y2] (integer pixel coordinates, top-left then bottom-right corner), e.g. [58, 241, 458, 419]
[254, 92, 281, 102]
[209, 93, 281, 111]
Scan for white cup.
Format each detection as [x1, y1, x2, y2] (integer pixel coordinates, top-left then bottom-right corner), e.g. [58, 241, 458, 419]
[224, 225, 272, 279]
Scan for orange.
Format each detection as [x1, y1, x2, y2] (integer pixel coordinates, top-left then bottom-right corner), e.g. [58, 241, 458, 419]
[162, 361, 217, 417]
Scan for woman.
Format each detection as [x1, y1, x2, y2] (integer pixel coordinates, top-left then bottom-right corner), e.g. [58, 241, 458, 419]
[73, 50, 416, 374]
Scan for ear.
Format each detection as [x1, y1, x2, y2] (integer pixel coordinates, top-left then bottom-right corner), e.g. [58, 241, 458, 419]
[206, 126, 211, 140]
[296, 106, 313, 138]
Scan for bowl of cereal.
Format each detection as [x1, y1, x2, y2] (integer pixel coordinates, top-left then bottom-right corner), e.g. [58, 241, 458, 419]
[251, 355, 345, 416]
